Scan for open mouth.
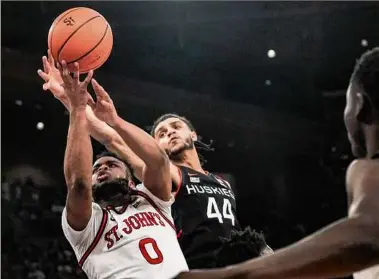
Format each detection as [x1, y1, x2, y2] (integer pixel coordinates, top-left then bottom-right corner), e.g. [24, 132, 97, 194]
[169, 137, 180, 144]
[98, 172, 110, 182]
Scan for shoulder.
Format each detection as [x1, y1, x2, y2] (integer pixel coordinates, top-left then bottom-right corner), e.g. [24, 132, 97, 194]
[61, 202, 106, 246]
[346, 159, 379, 190]
[346, 159, 379, 217]
[134, 184, 175, 226]
[135, 183, 175, 209]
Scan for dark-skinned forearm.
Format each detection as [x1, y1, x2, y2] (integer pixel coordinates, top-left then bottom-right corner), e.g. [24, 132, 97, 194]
[234, 216, 379, 279]
[64, 109, 93, 191]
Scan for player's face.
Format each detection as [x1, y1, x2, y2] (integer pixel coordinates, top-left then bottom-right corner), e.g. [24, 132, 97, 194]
[344, 83, 366, 157]
[92, 156, 128, 185]
[154, 117, 197, 158]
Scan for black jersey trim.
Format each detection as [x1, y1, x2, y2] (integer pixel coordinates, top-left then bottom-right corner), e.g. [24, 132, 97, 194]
[78, 208, 108, 267]
[173, 166, 183, 198]
[214, 174, 232, 190]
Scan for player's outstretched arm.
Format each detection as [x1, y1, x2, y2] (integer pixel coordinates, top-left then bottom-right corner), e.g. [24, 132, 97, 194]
[60, 61, 95, 231]
[84, 105, 145, 180]
[90, 79, 172, 201]
[37, 50, 146, 182]
[85, 107, 181, 189]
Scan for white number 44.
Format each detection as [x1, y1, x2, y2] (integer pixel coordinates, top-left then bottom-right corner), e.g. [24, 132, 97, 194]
[206, 197, 235, 226]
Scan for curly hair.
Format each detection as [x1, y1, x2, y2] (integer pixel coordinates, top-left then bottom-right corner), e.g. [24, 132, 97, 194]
[215, 227, 273, 267]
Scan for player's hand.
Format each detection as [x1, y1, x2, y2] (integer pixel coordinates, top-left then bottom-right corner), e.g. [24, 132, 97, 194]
[58, 60, 93, 111]
[89, 79, 119, 126]
[37, 49, 71, 110]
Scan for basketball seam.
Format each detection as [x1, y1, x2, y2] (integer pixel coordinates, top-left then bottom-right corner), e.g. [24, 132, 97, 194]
[49, 7, 82, 56]
[67, 23, 109, 65]
[57, 15, 101, 63]
[78, 31, 113, 72]
[86, 32, 113, 72]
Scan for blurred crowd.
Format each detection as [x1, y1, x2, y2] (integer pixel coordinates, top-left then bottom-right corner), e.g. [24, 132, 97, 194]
[1, 176, 87, 279]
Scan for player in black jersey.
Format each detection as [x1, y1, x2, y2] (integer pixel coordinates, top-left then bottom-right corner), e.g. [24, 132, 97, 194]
[150, 113, 272, 268]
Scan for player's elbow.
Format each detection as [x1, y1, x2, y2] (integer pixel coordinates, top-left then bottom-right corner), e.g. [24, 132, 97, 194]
[66, 176, 90, 193]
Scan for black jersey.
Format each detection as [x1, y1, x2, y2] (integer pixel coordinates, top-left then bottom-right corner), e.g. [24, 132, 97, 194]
[172, 166, 240, 269]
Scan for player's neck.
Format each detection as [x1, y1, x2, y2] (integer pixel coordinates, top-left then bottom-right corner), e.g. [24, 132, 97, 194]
[173, 148, 205, 174]
[99, 193, 130, 208]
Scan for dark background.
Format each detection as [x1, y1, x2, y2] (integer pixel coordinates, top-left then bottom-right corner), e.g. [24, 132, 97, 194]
[2, 1, 379, 278]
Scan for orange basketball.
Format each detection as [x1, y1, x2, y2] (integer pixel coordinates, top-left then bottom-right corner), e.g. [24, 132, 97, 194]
[48, 7, 113, 73]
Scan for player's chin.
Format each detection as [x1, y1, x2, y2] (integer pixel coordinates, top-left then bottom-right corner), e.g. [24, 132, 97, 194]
[96, 176, 111, 184]
[170, 144, 186, 156]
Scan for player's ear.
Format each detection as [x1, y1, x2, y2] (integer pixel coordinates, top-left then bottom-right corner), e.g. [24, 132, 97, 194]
[128, 180, 135, 188]
[191, 131, 198, 142]
[356, 92, 375, 124]
[356, 92, 364, 117]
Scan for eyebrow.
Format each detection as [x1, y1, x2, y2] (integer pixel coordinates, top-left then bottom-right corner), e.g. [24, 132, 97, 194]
[93, 159, 121, 169]
[156, 120, 182, 135]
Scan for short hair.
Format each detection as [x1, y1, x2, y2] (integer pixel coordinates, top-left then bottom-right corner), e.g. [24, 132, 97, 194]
[350, 47, 379, 108]
[215, 227, 271, 267]
[95, 150, 133, 180]
[150, 113, 195, 137]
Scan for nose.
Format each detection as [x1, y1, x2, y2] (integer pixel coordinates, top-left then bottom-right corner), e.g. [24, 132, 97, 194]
[167, 128, 175, 138]
[98, 165, 109, 173]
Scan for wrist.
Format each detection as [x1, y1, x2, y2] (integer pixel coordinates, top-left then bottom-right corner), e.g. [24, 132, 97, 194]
[70, 107, 87, 115]
[109, 115, 121, 129]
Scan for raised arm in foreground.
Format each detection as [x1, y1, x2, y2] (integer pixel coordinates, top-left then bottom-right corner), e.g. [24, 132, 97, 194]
[61, 61, 94, 231]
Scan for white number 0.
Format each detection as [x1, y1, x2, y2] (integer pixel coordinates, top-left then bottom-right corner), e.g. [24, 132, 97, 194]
[206, 197, 235, 226]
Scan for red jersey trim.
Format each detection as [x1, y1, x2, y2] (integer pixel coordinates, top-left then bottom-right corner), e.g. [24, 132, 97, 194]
[106, 202, 129, 214]
[78, 208, 108, 267]
[214, 174, 232, 190]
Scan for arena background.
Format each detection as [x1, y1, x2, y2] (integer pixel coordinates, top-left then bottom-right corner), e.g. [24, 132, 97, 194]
[2, 2, 379, 278]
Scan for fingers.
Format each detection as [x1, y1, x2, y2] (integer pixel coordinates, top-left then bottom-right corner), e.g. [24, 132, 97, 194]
[62, 60, 70, 77]
[100, 100, 113, 110]
[87, 93, 96, 109]
[81, 70, 94, 89]
[91, 79, 110, 100]
[37, 69, 49, 83]
[73, 62, 80, 83]
[47, 49, 55, 67]
[42, 56, 50, 74]
[60, 60, 71, 85]
[43, 83, 50, 91]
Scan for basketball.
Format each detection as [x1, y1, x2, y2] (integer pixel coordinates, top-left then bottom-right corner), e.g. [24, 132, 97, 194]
[48, 7, 113, 73]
